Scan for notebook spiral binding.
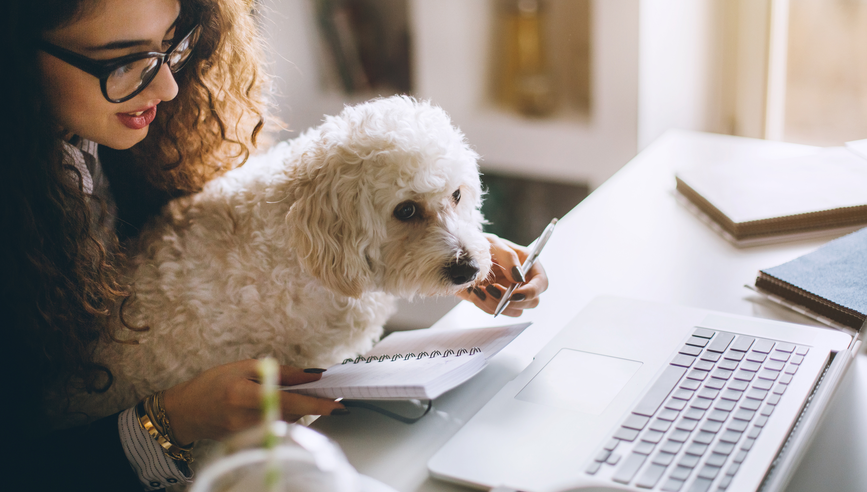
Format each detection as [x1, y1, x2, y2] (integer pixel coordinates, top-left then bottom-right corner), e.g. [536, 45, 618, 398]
[341, 347, 482, 364]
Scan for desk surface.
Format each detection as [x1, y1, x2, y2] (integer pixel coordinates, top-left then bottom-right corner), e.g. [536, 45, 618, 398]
[312, 130, 867, 491]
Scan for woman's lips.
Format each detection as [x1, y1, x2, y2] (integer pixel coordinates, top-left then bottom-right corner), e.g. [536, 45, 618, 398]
[116, 105, 157, 130]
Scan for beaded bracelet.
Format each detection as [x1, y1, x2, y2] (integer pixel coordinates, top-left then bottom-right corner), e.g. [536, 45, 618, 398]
[136, 392, 194, 463]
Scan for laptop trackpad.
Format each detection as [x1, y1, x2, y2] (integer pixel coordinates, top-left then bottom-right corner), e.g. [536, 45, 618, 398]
[515, 349, 643, 415]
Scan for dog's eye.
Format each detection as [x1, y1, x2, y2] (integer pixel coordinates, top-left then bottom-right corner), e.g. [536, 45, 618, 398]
[394, 201, 418, 221]
[452, 189, 461, 204]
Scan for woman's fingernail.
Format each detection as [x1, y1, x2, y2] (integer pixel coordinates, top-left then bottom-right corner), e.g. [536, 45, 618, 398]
[473, 287, 487, 301]
[485, 285, 502, 299]
[510, 293, 526, 302]
[511, 266, 526, 283]
[304, 368, 327, 374]
[330, 408, 350, 416]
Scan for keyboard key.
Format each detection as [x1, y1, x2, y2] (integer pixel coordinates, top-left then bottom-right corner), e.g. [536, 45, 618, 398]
[707, 333, 735, 353]
[661, 440, 683, 454]
[719, 430, 742, 444]
[642, 430, 665, 444]
[767, 394, 781, 405]
[747, 388, 769, 400]
[741, 437, 756, 451]
[729, 379, 749, 391]
[680, 345, 702, 357]
[607, 453, 621, 465]
[773, 383, 787, 395]
[715, 399, 736, 412]
[681, 378, 702, 391]
[733, 370, 755, 382]
[795, 346, 809, 356]
[740, 399, 761, 411]
[604, 438, 620, 451]
[586, 460, 602, 475]
[624, 414, 651, 430]
[727, 419, 748, 432]
[712, 368, 733, 380]
[690, 397, 713, 410]
[697, 464, 721, 480]
[679, 454, 700, 468]
[769, 350, 790, 362]
[761, 405, 775, 417]
[634, 365, 688, 417]
[671, 354, 697, 368]
[731, 336, 755, 352]
[687, 336, 710, 347]
[740, 361, 761, 372]
[733, 408, 756, 421]
[765, 360, 785, 372]
[612, 453, 647, 484]
[659, 408, 681, 421]
[719, 474, 733, 490]
[733, 450, 748, 463]
[776, 342, 796, 353]
[666, 398, 688, 411]
[700, 420, 723, 433]
[685, 442, 709, 456]
[697, 388, 719, 399]
[700, 351, 722, 362]
[635, 463, 667, 489]
[694, 360, 715, 371]
[758, 369, 779, 381]
[726, 463, 741, 475]
[688, 369, 709, 381]
[661, 477, 686, 492]
[673, 388, 695, 400]
[723, 350, 745, 361]
[714, 441, 736, 455]
[595, 449, 611, 462]
[748, 426, 762, 439]
[746, 351, 767, 363]
[684, 408, 706, 420]
[718, 359, 739, 371]
[785, 365, 799, 375]
[689, 477, 714, 492]
[614, 427, 640, 441]
[707, 409, 730, 422]
[790, 355, 805, 365]
[671, 465, 693, 479]
[651, 419, 673, 432]
[704, 377, 726, 390]
[721, 389, 743, 401]
[754, 416, 769, 428]
[694, 431, 715, 444]
[706, 452, 727, 467]
[752, 339, 775, 353]
[693, 328, 715, 338]
[753, 378, 773, 391]
[635, 441, 656, 455]
[779, 373, 793, 384]
[669, 429, 691, 443]
[653, 451, 677, 466]
[676, 418, 699, 432]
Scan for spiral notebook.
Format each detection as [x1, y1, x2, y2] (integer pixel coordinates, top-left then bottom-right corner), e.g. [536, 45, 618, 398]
[283, 323, 530, 400]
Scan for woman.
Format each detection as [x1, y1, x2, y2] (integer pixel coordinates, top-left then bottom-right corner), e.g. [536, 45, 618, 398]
[2, 0, 548, 490]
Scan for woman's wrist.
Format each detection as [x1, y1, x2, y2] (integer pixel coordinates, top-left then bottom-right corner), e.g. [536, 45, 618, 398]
[161, 383, 196, 446]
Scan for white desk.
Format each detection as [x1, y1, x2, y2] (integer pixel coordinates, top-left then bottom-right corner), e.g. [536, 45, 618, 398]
[312, 130, 867, 491]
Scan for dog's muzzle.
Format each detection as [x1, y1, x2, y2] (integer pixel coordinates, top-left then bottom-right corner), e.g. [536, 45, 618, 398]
[446, 257, 480, 285]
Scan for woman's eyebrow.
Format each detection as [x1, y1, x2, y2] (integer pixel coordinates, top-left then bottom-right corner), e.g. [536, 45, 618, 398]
[83, 16, 180, 52]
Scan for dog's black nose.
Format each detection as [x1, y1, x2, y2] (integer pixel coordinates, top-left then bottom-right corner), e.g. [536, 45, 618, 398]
[447, 258, 479, 285]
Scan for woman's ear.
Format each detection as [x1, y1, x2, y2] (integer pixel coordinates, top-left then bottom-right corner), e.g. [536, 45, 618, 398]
[287, 151, 373, 298]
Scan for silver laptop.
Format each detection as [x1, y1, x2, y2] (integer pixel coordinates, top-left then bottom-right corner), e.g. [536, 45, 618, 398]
[428, 296, 859, 492]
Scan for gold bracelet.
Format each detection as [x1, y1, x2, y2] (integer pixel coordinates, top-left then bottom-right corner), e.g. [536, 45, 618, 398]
[136, 396, 194, 463]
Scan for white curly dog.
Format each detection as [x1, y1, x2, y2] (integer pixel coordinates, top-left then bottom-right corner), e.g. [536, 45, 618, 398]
[65, 96, 492, 422]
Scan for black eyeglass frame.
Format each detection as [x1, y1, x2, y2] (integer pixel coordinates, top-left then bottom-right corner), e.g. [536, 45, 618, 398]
[37, 24, 202, 104]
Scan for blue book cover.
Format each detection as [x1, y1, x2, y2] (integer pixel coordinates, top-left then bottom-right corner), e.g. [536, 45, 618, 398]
[756, 227, 867, 330]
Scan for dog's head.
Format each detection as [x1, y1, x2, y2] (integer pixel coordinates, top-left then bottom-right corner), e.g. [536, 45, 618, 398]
[287, 96, 491, 298]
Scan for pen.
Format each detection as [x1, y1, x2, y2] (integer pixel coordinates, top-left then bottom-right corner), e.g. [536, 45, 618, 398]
[493, 217, 558, 317]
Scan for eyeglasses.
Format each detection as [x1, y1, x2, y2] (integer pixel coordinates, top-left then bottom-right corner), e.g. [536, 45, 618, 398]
[38, 24, 202, 103]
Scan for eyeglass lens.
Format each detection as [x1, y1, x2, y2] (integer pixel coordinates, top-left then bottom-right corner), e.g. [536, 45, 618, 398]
[104, 27, 200, 101]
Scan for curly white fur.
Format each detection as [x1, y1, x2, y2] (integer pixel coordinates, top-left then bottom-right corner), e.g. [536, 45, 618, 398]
[59, 96, 491, 423]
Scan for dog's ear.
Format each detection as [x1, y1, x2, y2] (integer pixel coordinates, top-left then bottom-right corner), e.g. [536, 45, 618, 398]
[287, 150, 375, 298]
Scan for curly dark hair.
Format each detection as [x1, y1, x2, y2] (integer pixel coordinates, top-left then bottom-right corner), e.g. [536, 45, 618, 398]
[2, 0, 269, 430]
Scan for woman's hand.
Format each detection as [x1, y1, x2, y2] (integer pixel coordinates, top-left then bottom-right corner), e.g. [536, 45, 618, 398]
[162, 360, 345, 445]
[457, 233, 549, 317]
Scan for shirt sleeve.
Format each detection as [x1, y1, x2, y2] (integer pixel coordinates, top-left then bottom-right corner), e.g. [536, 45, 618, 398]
[118, 407, 194, 490]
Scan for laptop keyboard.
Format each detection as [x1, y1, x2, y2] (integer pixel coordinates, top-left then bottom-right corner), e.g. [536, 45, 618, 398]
[585, 329, 809, 491]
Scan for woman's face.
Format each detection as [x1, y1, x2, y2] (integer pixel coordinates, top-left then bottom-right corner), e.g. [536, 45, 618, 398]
[38, 0, 182, 149]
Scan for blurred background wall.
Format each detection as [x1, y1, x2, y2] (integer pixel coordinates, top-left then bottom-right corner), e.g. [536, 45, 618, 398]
[257, 0, 867, 329]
